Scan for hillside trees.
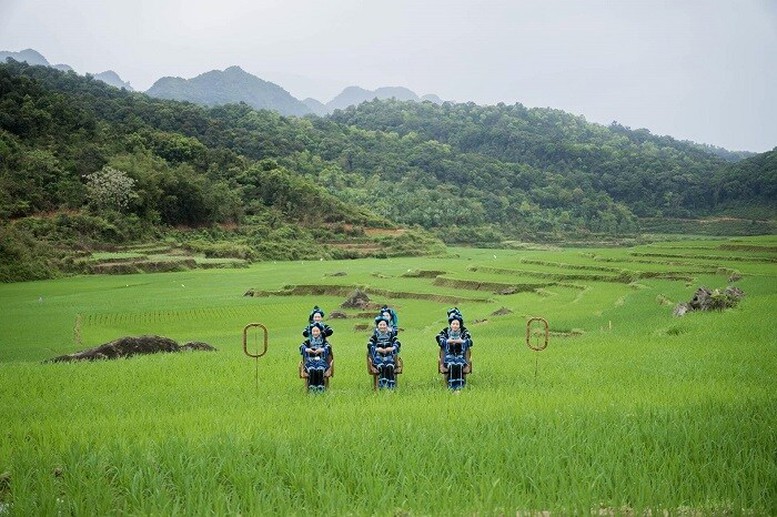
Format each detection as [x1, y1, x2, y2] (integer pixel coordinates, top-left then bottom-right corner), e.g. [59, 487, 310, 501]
[0, 61, 404, 281]
[713, 149, 777, 217]
[0, 58, 774, 280]
[328, 99, 737, 219]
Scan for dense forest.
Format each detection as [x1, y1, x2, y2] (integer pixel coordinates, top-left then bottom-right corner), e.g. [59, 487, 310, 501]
[1, 60, 774, 281]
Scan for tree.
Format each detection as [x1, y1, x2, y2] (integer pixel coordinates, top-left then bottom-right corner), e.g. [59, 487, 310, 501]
[84, 166, 138, 213]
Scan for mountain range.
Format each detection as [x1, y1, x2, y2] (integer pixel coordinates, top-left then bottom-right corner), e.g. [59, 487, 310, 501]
[0, 48, 132, 90]
[1, 48, 443, 116]
[145, 67, 444, 116]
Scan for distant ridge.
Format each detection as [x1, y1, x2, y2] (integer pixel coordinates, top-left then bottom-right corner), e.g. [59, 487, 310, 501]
[0, 48, 130, 89]
[325, 85, 442, 113]
[421, 93, 443, 104]
[93, 70, 133, 91]
[145, 66, 312, 117]
[303, 97, 328, 116]
[0, 48, 50, 67]
[1, 48, 446, 118]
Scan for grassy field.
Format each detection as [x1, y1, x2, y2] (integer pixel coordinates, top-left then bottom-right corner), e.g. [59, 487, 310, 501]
[1, 236, 776, 515]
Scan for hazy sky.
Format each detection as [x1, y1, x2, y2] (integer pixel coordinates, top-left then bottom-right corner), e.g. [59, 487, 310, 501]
[2, 0, 775, 152]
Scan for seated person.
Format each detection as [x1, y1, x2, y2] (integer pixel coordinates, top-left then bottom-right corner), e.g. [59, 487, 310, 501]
[299, 322, 333, 392]
[302, 305, 333, 338]
[436, 310, 473, 390]
[367, 315, 401, 389]
[377, 305, 399, 335]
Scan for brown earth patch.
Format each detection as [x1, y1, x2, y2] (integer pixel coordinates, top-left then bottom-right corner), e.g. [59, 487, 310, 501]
[719, 243, 777, 253]
[326, 243, 383, 253]
[341, 288, 375, 309]
[401, 270, 445, 278]
[246, 284, 490, 305]
[364, 228, 407, 236]
[549, 329, 583, 337]
[91, 259, 197, 274]
[434, 276, 549, 294]
[45, 335, 217, 363]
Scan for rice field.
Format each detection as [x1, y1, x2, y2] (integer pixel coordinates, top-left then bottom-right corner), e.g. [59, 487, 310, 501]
[1, 236, 776, 515]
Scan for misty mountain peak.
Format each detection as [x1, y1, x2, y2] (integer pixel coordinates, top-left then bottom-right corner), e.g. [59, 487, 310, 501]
[0, 48, 50, 67]
[93, 70, 133, 91]
[145, 66, 311, 116]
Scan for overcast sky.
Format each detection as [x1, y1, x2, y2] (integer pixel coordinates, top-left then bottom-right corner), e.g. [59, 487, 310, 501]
[1, 0, 775, 152]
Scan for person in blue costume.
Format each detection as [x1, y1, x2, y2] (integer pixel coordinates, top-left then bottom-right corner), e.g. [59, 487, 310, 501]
[300, 322, 333, 392]
[302, 305, 333, 338]
[368, 315, 401, 389]
[436, 309, 473, 390]
[377, 305, 399, 335]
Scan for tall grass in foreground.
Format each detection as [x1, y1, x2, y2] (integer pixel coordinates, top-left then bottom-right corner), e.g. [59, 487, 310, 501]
[1, 238, 776, 515]
[1, 353, 774, 515]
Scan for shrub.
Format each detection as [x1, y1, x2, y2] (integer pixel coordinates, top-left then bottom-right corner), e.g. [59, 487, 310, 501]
[183, 239, 256, 261]
[0, 225, 58, 282]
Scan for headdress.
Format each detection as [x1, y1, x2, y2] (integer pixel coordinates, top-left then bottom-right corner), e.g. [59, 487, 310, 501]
[308, 305, 325, 323]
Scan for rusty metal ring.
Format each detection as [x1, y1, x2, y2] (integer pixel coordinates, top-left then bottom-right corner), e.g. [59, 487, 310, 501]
[526, 317, 549, 351]
[243, 323, 269, 358]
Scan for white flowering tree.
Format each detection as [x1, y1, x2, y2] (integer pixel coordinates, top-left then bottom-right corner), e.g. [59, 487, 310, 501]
[84, 166, 138, 212]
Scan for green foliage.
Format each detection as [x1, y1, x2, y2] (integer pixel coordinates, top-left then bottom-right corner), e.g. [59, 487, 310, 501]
[0, 60, 774, 284]
[436, 224, 507, 245]
[714, 148, 777, 209]
[0, 224, 58, 282]
[15, 211, 149, 245]
[639, 217, 777, 236]
[324, 99, 770, 222]
[182, 239, 256, 261]
[374, 228, 447, 257]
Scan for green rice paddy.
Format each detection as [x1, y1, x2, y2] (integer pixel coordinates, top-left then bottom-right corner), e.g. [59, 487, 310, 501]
[1, 237, 775, 515]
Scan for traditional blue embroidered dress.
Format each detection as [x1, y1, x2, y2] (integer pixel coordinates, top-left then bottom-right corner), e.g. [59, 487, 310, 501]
[437, 325, 473, 390]
[300, 333, 332, 392]
[368, 327, 401, 389]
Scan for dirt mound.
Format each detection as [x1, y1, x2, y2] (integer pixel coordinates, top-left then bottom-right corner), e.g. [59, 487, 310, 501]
[329, 311, 348, 319]
[491, 307, 514, 316]
[341, 288, 375, 309]
[401, 270, 445, 278]
[46, 335, 217, 363]
[180, 341, 217, 351]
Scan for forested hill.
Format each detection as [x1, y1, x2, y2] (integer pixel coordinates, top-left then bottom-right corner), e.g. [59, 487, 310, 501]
[0, 61, 775, 281]
[0, 61, 444, 281]
[713, 149, 777, 211]
[327, 100, 770, 220]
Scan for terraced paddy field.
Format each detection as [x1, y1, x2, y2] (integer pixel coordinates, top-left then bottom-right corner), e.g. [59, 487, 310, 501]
[1, 236, 775, 515]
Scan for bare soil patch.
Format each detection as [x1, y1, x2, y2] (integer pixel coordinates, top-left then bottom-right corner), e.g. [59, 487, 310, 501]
[46, 335, 217, 363]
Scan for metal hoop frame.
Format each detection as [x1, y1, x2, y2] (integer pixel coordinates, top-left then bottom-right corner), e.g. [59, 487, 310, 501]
[525, 317, 549, 351]
[243, 323, 269, 358]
